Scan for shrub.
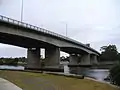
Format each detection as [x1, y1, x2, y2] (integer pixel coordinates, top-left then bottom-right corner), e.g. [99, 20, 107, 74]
[109, 64, 120, 85]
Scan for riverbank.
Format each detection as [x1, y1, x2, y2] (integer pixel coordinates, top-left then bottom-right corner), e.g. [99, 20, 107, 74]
[0, 70, 118, 90]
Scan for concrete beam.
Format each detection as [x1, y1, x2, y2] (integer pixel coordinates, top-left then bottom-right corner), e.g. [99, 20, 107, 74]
[26, 48, 41, 69]
[44, 47, 60, 69]
[80, 54, 91, 65]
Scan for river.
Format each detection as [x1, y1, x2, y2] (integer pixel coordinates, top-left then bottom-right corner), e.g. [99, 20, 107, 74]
[77, 69, 109, 81]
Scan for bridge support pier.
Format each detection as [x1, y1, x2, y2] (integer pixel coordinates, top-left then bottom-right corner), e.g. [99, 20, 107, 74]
[44, 47, 60, 69]
[90, 55, 98, 64]
[80, 54, 91, 65]
[26, 48, 41, 69]
[69, 54, 79, 65]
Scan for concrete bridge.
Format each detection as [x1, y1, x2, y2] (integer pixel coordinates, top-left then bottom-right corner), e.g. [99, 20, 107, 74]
[0, 15, 100, 70]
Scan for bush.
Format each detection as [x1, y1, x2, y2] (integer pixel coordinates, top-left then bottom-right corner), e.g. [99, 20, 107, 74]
[0, 58, 18, 66]
[0, 60, 3, 65]
[4, 59, 18, 66]
[109, 64, 120, 85]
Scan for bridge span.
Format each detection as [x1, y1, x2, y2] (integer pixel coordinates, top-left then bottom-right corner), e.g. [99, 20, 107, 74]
[0, 15, 100, 70]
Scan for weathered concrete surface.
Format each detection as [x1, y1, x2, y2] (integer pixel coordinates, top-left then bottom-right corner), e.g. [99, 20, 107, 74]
[44, 47, 60, 69]
[80, 54, 91, 65]
[26, 48, 41, 69]
[0, 78, 22, 90]
[69, 54, 79, 65]
[90, 55, 98, 64]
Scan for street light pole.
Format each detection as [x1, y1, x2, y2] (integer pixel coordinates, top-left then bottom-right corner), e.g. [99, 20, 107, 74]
[60, 22, 68, 37]
[21, 0, 23, 22]
[65, 23, 67, 37]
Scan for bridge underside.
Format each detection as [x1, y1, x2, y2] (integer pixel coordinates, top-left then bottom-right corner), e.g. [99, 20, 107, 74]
[0, 32, 98, 70]
[61, 47, 87, 55]
[0, 32, 55, 48]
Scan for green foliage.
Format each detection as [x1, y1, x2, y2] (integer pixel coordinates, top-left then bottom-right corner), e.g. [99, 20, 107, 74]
[100, 45, 119, 61]
[0, 57, 26, 66]
[102, 45, 120, 86]
[110, 64, 120, 85]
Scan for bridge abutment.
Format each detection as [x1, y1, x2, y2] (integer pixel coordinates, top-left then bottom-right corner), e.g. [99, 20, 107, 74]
[44, 47, 60, 69]
[26, 48, 41, 69]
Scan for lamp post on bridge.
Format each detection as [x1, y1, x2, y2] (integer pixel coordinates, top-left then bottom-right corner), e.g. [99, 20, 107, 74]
[21, 0, 23, 22]
[65, 23, 68, 37]
[60, 22, 68, 37]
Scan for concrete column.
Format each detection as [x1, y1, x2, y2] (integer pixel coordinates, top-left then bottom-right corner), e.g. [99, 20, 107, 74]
[91, 55, 98, 64]
[26, 48, 41, 69]
[69, 54, 79, 65]
[44, 47, 60, 69]
[80, 54, 91, 65]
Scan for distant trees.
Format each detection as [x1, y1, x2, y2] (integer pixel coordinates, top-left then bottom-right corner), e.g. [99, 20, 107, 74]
[100, 45, 120, 61]
[100, 45, 120, 86]
[0, 57, 26, 66]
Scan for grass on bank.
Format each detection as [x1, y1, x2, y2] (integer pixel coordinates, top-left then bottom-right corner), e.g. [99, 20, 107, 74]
[0, 70, 118, 90]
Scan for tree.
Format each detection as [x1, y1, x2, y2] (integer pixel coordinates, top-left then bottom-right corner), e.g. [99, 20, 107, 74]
[100, 45, 119, 61]
[100, 45, 120, 85]
[110, 64, 120, 85]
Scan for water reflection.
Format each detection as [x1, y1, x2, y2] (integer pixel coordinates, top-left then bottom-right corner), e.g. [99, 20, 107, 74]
[0, 65, 24, 70]
[70, 67, 109, 82]
[80, 69, 109, 81]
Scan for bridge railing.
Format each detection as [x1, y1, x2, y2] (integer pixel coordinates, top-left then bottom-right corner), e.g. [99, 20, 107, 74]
[0, 15, 79, 42]
[0, 15, 66, 38]
[0, 15, 98, 53]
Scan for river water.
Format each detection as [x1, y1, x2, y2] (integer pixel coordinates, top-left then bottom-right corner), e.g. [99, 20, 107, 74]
[0, 65, 24, 70]
[0, 65, 109, 82]
[77, 69, 109, 81]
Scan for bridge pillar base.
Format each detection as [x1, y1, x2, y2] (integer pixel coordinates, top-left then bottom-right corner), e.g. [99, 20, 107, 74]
[80, 54, 91, 65]
[26, 48, 41, 69]
[69, 54, 79, 65]
[44, 47, 60, 69]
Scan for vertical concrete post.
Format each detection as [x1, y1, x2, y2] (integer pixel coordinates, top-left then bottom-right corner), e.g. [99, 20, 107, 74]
[26, 48, 41, 69]
[91, 55, 98, 64]
[69, 54, 79, 65]
[45, 47, 60, 69]
[80, 54, 91, 65]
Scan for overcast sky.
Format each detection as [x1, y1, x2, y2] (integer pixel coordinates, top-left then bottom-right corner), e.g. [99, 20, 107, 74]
[0, 0, 120, 57]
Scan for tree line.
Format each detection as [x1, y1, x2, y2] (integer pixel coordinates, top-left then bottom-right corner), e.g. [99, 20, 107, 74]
[0, 57, 26, 66]
[99, 45, 120, 86]
[99, 45, 120, 62]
